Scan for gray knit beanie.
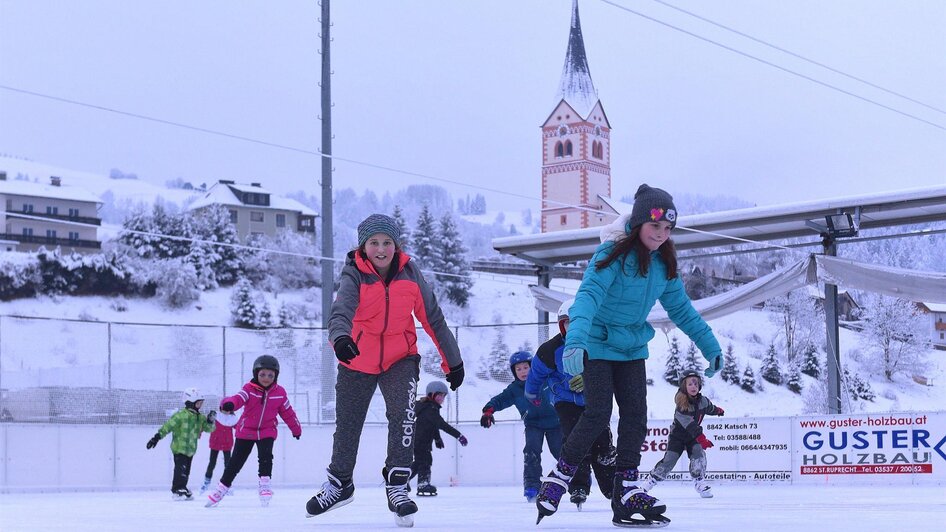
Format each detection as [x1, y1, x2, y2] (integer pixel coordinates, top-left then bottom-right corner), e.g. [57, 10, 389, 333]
[628, 184, 677, 230]
[357, 213, 400, 247]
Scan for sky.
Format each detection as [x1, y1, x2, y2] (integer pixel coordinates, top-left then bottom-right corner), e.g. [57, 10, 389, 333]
[1, 0, 945, 213]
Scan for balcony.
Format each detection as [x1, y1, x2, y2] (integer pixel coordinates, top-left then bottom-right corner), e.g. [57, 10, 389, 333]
[0, 233, 101, 250]
[4, 210, 102, 226]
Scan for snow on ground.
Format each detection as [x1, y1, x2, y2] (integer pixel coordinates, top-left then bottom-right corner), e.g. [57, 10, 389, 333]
[1, 483, 942, 531]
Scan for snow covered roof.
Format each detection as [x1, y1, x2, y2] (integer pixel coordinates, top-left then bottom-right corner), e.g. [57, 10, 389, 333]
[0, 177, 101, 204]
[187, 182, 317, 216]
[598, 194, 633, 215]
[921, 302, 946, 312]
[494, 184, 946, 264]
[553, 0, 599, 119]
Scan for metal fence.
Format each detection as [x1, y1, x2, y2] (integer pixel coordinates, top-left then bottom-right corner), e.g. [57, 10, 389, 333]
[0, 315, 553, 426]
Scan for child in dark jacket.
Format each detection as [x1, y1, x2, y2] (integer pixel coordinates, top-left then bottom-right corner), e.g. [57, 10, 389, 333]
[205, 354, 302, 508]
[480, 351, 561, 502]
[146, 387, 216, 500]
[642, 370, 724, 498]
[527, 298, 616, 508]
[411, 381, 468, 496]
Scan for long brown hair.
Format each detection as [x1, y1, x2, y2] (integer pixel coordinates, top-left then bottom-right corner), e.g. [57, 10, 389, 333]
[674, 375, 701, 411]
[595, 225, 678, 278]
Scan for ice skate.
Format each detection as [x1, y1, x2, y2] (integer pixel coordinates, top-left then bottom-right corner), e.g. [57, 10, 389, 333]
[171, 488, 193, 501]
[258, 476, 273, 507]
[569, 488, 588, 510]
[611, 469, 670, 528]
[199, 476, 212, 494]
[204, 482, 229, 508]
[641, 475, 659, 492]
[535, 458, 577, 524]
[524, 487, 538, 503]
[416, 475, 437, 497]
[383, 467, 418, 528]
[694, 479, 713, 498]
[306, 471, 354, 517]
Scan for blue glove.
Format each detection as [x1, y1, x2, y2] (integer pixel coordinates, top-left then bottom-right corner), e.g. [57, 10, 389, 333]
[562, 347, 585, 377]
[704, 354, 722, 378]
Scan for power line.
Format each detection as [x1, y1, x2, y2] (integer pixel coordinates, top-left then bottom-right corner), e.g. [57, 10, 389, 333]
[648, 0, 946, 117]
[596, 0, 946, 131]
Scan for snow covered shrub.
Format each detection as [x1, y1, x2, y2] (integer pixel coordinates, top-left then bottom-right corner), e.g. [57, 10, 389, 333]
[0, 253, 40, 300]
[152, 258, 200, 308]
[110, 297, 129, 312]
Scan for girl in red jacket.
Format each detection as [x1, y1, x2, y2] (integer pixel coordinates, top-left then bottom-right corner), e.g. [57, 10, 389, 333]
[199, 417, 234, 494]
[305, 213, 464, 528]
[205, 354, 302, 508]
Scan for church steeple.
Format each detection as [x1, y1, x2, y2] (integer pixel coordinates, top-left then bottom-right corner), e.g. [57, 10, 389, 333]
[555, 0, 598, 119]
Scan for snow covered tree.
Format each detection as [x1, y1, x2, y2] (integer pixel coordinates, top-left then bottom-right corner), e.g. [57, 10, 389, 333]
[786, 360, 803, 394]
[230, 278, 268, 328]
[487, 327, 512, 383]
[761, 343, 783, 385]
[411, 203, 441, 272]
[392, 204, 411, 255]
[663, 336, 685, 385]
[721, 343, 740, 384]
[188, 204, 242, 286]
[858, 293, 927, 381]
[766, 289, 822, 362]
[740, 365, 757, 393]
[684, 341, 703, 372]
[843, 367, 876, 402]
[801, 342, 821, 379]
[153, 258, 200, 308]
[436, 211, 474, 307]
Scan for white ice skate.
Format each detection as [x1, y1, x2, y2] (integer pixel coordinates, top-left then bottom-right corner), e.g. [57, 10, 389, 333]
[259, 476, 273, 507]
[641, 476, 659, 492]
[694, 480, 713, 498]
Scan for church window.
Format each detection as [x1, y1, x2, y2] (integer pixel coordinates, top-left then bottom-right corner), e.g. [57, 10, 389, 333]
[555, 142, 564, 158]
[560, 214, 567, 225]
[565, 141, 573, 157]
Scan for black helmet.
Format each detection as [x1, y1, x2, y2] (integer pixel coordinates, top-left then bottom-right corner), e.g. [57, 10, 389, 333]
[253, 355, 280, 380]
[679, 369, 702, 391]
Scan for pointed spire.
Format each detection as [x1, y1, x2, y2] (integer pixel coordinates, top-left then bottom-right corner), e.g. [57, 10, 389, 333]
[555, 0, 598, 119]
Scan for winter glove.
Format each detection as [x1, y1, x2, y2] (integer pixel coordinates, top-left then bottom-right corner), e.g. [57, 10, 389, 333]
[714, 407, 725, 416]
[704, 353, 723, 378]
[333, 335, 360, 363]
[696, 433, 714, 450]
[446, 363, 465, 390]
[480, 407, 495, 428]
[146, 433, 160, 449]
[562, 347, 584, 377]
[206, 410, 216, 424]
[458, 435, 468, 447]
[568, 374, 584, 393]
[221, 401, 235, 413]
[435, 439, 445, 449]
[523, 390, 541, 406]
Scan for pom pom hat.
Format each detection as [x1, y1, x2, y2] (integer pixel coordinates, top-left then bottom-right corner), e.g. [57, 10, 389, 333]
[628, 184, 677, 230]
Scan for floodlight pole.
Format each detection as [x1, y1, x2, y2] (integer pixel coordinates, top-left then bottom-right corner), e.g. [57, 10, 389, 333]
[822, 234, 843, 414]
[537, 265, 551, 347]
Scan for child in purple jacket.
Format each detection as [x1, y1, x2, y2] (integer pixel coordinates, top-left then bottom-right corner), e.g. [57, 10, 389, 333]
[205, 355, 302, 508]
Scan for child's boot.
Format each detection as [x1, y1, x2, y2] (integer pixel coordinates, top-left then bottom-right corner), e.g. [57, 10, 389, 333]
[258, 476, 273, 506]
[306, 470, 355, 517]
[204, 482, 229, 508]
[535, 458, 577, 523]
[569, 487, 588, 510]
[694, 478, 713, 498]
[416, 473, 437, 497]
[641, 474, 659, 492]
[383, 466, 418, 528]
[523, 487, 538, 503]
[199, 476, 212, 494]
[172, 488, 193, 501]
[612, 469, 670, 527]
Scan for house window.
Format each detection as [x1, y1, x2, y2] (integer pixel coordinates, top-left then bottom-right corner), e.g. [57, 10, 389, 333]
[250, 211, 264, 222]
[560, 215, 567, 225]
[22, 203, 34, 213]
[276, 214, 286, 228]
[555, 142, 564, 158]
[46, 229, 57, 240]
[229, 209, 238, 223]
[68, 231, 79, 241]
[68, 208, 80, 217]
[46, 206, 59, 215]
[22, 227, 33, 236]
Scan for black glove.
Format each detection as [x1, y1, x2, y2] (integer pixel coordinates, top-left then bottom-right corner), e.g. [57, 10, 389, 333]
[293, 433, 301, 440]
[146, 433, 160, 449]
[435, 439, 444, 449]
[458, 435, 468, 446]
[333, 335, 360, 363]
[446, 363, 465, 390]
[480, 407, 495, 428]
[221, 402, 235, 413]
[206, 410, 216, 424]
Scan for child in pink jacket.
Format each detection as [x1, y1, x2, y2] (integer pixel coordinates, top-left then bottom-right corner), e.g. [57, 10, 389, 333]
[205, 355, 302, 508]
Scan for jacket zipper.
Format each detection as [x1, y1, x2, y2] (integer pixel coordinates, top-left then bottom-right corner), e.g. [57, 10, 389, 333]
[257, 388, 268, 440]
[380, 285, 390, 371]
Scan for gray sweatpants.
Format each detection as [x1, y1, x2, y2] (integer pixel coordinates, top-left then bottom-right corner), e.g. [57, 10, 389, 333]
[328, 355, 420, 481]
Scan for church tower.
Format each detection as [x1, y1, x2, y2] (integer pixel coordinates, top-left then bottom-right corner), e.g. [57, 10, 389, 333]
[541, 0, 613, 233]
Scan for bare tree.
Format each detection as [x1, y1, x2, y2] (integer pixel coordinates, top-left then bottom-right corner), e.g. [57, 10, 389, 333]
[858, 293, 928, 381]
[766, 288, 823, 362]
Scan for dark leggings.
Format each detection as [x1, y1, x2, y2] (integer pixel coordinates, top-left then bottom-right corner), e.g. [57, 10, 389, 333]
[219, 438, 274, 487]
[171, 453, 193, 491]
[204, 449, 232, 479]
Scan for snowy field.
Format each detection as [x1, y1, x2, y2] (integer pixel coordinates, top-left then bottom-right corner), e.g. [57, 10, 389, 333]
[1, 483, 943, 531]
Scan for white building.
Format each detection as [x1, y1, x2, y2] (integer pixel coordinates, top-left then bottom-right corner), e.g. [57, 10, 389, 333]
[187, 180, 317, 241]
[917, 302, 946, 348]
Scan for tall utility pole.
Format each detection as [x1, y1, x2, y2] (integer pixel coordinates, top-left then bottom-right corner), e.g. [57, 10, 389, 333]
[822, 236, 842, 414]
[319, 0, 335, 422]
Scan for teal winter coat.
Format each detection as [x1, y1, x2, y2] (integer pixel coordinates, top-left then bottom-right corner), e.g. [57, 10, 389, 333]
[564, 240, 721, 363]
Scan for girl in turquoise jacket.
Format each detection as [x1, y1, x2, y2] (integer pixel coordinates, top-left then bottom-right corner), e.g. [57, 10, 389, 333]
[536, 184, 722, 528]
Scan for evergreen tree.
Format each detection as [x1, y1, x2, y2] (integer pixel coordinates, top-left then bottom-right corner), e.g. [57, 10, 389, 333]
[487, 327, 512, 383]
[685, 341, 703, 372]
[721, 343, 740, 384]
[787, 360, 803, 394]
[801, 343, 821, 378]
[437, 211, 474, 307]
[392, 204, 411, 255]
[230, 278, 268, 328]
[411, 203, 440, 272]
[663, 336, 685, 385]
[761, 343, 783, 385]
[188, 204, 242, 286]
[740, 365, 757, 393]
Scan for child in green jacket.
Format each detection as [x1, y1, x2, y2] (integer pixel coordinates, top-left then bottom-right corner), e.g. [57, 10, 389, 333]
[146, 387, 216, 500]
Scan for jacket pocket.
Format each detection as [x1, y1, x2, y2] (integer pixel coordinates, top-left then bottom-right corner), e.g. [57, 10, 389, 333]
[602, 323, 647, 351]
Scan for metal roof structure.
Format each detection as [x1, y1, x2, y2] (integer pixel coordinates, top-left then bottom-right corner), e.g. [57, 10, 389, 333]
[493, 184, 946, 265]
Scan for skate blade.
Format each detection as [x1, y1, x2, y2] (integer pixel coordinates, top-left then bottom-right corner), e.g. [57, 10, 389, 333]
[612, 515, 671, 528]
[395, 514, 414, 527]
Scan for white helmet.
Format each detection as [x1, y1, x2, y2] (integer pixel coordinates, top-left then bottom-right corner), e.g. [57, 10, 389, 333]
[557, 298, 576, 322]
[182, 387, 205, 404]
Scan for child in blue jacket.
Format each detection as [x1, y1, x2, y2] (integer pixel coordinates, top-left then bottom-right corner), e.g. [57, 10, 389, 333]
[480, 351, 561, 502]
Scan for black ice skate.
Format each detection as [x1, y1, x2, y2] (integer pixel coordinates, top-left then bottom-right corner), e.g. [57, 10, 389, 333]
[416, 475, 438, 497]
[305, 471, 354, 517]
[569, 488, 588, 510]
[611, 469, 670, 528]
[172, 488, 193, 501]
[383, 466, 418, 528]
[535, 458, 577, 524]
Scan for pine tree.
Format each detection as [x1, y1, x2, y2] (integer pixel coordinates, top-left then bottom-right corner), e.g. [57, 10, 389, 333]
[487, 328, 512, 383]
[437, 211, 474, 307]
[787, 361, 803, 394]
[685, 341, 703, 372]
[663, 336, 685, 385]
[761, 343, 783, 385]
[231, 278, 262, 328]
[721, 343, 740, 384]
[801, 343, 821, 378]
[411, 203, 440, 272]
[391, 204, 411, 254]
[741, 365, 757, 393]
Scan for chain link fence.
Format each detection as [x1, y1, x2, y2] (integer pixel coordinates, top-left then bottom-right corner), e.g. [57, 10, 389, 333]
[0, 315, 553, 426]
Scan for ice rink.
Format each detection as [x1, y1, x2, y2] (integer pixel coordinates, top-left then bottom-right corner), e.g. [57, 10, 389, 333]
[1, 482, 943, 531]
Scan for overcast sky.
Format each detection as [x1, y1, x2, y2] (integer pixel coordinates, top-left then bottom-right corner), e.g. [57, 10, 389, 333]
[1, 0, 944, 212]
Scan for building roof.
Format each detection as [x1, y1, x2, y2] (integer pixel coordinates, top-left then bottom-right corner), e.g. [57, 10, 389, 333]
[494, 184, 946, 265]
[553, 0, 599, 119]
[920, 302, 946, 312]
[0, 178, 101, 204]
[187, 182, 318, 216]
